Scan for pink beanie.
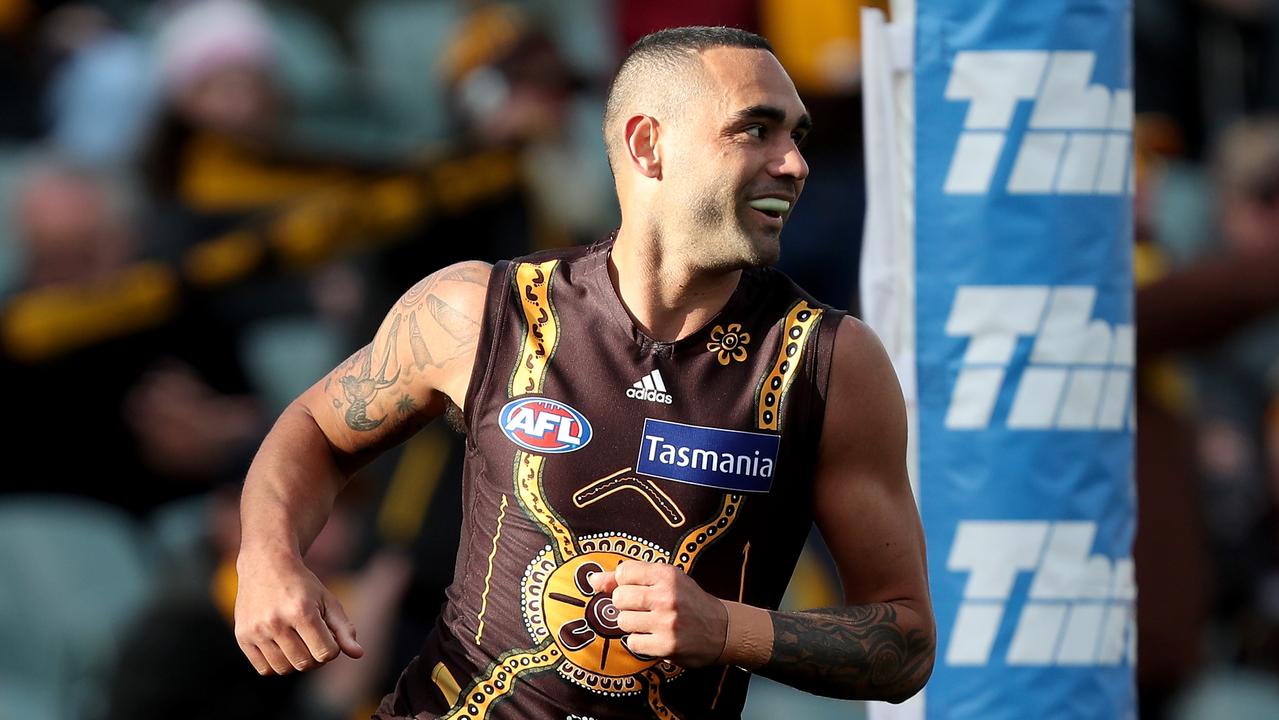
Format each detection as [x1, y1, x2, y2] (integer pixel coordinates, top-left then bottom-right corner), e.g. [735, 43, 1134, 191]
[155, 0, 275, 95]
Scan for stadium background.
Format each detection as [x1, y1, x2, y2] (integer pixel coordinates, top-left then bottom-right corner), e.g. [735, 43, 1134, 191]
[0, 0, 1277, 718]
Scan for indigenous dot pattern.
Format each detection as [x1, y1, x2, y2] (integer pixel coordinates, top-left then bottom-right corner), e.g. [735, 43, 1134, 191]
[755, 301, 824, 431]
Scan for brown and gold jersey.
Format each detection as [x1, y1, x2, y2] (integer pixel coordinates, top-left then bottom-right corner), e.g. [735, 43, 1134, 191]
[376, 239, 844, 720]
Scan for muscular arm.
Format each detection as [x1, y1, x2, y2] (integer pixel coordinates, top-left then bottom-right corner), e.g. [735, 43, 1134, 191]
[754, 316, 934, 702]
[761, 602, 932, 702]
[235, 260, 490, 675]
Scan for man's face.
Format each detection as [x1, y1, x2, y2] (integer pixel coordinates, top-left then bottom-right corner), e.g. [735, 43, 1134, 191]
[661, 47, 811, 269]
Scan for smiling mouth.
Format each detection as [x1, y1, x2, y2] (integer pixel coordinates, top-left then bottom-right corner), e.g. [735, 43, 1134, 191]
[748, 197, 791, 221]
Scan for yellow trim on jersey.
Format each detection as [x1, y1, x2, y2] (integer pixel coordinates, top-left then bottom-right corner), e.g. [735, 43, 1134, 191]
[432, 661, 462, 707]
[442, 640, 561, 719]
[672, 493, 744, 573]
[755, 301, 824, 431]
[644, 669, 683, 719]
[514, 451, 578, 562]
[475, 495, 509, 645]
[508, 259, 561, 396]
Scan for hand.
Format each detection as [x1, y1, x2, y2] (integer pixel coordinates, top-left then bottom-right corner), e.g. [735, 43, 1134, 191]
[310, 551, 414, 710]
[589, 560, 729, 668]
[234, 552, 364, 675]
[125, 362, 260, 479]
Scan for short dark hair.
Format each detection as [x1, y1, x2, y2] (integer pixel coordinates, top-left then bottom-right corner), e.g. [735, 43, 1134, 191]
[603, 27, 774, 173]
[619, 26, 772, 67]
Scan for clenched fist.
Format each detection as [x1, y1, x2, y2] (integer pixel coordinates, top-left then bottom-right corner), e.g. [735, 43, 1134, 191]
[588, 560, 729, 667]
[234, 553, 364, 675]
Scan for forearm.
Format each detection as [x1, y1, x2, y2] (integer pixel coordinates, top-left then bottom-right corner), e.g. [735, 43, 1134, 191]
[239, 403, 349, 565]
[1137, 241, 1279, 355]
[722, 600, 935, 703]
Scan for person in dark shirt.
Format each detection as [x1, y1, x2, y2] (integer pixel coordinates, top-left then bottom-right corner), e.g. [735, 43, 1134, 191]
[1, 159, 260, 516]
[234, 27, 934, 718]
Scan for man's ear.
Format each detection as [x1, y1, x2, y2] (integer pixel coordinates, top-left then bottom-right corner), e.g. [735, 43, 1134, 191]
[624, 115, 662, 179]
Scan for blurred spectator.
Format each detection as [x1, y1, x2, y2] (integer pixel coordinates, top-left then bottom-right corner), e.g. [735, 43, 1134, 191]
[1135, 114, 1279, 717]
[1191, 117, 1279, 676]
[154, 0, 283, 147]
[145, 0, 314, 218]
[43, 3, 157, 167]
[1216, 117, 1279, 256]
[142, 0, 371, 420]
[439, 2, 616, 247]
[0, 158, 262, 516]
[15, 156, 136, 286]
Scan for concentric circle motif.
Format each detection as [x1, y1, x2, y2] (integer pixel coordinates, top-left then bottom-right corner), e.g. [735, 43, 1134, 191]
[520, 534, 679, 695]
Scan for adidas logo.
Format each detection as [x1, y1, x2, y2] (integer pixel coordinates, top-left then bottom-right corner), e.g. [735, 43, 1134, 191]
[626, 369, 673, 405]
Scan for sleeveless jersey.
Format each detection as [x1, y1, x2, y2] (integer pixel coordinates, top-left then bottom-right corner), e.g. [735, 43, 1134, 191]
[376, 239, 845, 720]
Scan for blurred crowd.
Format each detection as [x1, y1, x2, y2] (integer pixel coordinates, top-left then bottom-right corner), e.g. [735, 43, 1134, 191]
[0, 1, 869, 719]
[3, 0, 1279, 718]
[1134, 0, 1279, 717]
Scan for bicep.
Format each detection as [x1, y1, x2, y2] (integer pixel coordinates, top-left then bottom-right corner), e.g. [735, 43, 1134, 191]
[813, 317, 929, 609]
[298, 261, 491, 466]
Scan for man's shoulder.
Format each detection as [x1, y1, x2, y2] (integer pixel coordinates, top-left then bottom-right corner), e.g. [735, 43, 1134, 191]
[743, 265, 848, 316]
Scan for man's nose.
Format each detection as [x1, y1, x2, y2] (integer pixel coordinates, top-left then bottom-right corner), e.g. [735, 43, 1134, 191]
[772, 144, 809, 181]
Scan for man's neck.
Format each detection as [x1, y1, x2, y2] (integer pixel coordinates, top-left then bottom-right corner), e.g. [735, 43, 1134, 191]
[609, 225, 742, 342]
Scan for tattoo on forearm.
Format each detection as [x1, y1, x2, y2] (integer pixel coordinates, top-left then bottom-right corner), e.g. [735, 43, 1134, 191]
[334, 315, 402, 431]
[761, 603, 933, 702]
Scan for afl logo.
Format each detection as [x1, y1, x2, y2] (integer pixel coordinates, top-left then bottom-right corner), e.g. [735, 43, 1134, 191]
[500, 397, 592, 454]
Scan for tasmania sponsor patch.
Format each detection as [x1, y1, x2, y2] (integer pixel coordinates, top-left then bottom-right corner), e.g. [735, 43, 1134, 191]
[500, 397, 592, 454]
[635, 418, 779, 492]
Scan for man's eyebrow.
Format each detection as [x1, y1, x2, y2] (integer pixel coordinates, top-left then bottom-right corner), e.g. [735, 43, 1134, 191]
[731, 104, 814, 132]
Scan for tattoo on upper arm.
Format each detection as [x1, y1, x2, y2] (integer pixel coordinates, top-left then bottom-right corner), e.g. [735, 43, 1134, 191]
[427, 294, 479, 343]
[408, 302, 476, 370]
[764, 603, 934, 701]
[326, 263, 486, 430]
[438, 264, 489, 286]
[396, 394, 415, 416]
[400, 275, 436, 309]
[403, 265, 486, 371]
[399, 262, 488, 309]
[333, 316, 402, 432]
[409, 310, 436, 369]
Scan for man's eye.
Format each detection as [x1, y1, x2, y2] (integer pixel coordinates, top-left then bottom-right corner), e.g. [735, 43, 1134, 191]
[792, 131, 808, 146]
[744, 125, 764, 139]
